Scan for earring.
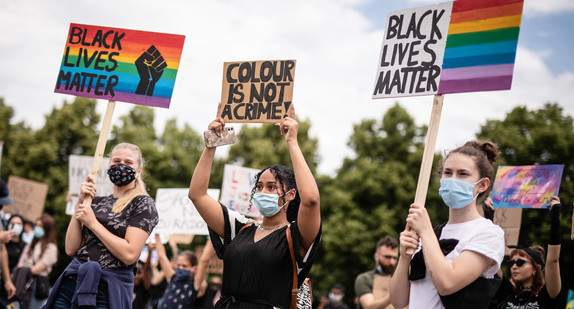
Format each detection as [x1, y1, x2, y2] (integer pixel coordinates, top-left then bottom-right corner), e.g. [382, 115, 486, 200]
[532, 271, 536, 276]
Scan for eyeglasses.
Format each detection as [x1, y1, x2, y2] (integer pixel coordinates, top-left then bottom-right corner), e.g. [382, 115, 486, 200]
[508, 259, 530, 267]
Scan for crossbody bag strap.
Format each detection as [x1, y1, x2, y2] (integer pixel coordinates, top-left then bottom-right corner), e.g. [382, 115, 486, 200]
[286, 226, 298, 309]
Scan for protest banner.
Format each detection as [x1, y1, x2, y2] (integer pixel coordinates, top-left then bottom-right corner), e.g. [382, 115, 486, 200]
[373, 0, 524, 98]
[490, 165, 564, 209]
[3, 176, 48, 222]
[55, 23, 185, 108]
[55, 23, 185, 209]
[372, 0, 525, 253]
[154, 188, 220, 235]
[220, 164, 261, 217]
[66, 154, 114, 215]
[218, 60, 296, 123]
[493, 208, 522, 255]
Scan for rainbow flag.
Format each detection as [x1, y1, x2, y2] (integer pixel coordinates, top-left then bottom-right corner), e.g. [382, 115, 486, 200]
[55, 23, 185, 108]
[438, 0, 524, 94]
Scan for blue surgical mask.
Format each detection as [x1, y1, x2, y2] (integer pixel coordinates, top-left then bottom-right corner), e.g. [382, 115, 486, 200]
[10, 223, 23, 236]
[34, 227, 45, 239]
[252, 190, 291, 217]
[439, 178, 483, 209]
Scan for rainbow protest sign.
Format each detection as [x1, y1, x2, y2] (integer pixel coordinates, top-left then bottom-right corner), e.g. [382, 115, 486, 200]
[373, 0, 524, 98]
[55, 23, 185, 108]
[490, 165, 564, 209]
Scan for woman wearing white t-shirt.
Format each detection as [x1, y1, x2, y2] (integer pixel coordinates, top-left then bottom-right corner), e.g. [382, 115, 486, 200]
[390, 140, 505, 309]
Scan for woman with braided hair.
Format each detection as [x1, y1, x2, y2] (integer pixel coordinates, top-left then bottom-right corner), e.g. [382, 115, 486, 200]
[188, 116, 321, 309]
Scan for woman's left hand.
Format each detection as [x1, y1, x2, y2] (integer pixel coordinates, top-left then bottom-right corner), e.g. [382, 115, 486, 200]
[76, 199, 98, 229]
[406, 203, 433, 236]
[276, 116, 298, 143]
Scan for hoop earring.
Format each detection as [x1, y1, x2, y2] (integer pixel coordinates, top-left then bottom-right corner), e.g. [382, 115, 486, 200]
[532, 271, 536, 276]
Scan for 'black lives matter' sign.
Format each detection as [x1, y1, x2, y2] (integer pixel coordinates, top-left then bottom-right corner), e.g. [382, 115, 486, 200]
[373, 2, 452, 98]
[219, 60, 296, 123]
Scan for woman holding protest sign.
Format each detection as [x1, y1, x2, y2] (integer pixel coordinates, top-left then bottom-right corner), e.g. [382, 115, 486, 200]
[188, 115, 321, 309]
[43, 142, 158, 309]
[489, 195, 562, 309]
[390, 140, 505, 309]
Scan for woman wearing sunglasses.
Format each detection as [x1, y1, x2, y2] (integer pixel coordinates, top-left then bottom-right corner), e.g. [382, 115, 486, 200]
[491, 196, 562, 309]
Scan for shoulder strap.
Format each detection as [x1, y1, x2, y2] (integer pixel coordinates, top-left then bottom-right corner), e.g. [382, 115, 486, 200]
[239, 222, 253, 233]
[286, 226, 298, 309]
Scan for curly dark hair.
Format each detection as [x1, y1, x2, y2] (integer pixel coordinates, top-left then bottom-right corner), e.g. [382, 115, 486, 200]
[250, 164, 301, 222]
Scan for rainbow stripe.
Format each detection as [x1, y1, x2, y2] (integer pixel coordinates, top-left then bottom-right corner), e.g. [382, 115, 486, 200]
[438, 0, 524, 94]
[55, 24, 185, 108]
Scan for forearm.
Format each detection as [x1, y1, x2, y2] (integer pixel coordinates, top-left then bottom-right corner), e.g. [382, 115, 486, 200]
[30, 261, 47, 275]
[65, 215, 84, 256]
[1, 245, 11, 282]
[390, 256, 411, 308]
[88, 223, 142, 265]
[545, 244, 561, 298]
[419, 230, 458, 295]
[287, 140, 319, 208]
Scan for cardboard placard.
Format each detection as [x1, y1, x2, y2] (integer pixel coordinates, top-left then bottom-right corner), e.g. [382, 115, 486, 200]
[154, 188, 220, 235]
[55, 23, 185, 108]
[66, 154, 114, 215]
[220, 164, 261, 217]
[218, 60, 296, 123]
[373, 0, 524, 98]
[3, 176, 48, 223]
[493, 207, 522, 255]
[490, 165, 564, 209]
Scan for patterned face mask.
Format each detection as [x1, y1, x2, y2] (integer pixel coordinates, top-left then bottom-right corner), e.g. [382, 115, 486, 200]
[107, 163, 137, 187]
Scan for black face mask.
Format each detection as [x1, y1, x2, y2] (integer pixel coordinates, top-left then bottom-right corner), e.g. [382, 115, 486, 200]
[107, 164, 137, 187]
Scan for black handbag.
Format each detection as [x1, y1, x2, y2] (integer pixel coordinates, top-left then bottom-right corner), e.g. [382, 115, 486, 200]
[34, 275, 50, 299]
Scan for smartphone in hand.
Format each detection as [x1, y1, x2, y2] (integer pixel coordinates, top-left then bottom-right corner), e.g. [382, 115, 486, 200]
[204, 127, 237, 148]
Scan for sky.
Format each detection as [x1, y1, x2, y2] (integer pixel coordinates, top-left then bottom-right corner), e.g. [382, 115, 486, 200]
[1, 0, 573, 176]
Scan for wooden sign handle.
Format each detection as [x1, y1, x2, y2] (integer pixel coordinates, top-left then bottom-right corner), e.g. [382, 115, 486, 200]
[81, 100, 116, 208]
[406, 94, 444, 255]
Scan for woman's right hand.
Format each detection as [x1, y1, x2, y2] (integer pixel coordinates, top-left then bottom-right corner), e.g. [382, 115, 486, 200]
[208, 117, 225, 137]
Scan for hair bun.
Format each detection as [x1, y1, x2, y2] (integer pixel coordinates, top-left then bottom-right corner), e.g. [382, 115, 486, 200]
[479, 141, 499, 164]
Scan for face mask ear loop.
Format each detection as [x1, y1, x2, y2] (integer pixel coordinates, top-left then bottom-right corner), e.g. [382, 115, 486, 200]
[281, 189, 293, 212]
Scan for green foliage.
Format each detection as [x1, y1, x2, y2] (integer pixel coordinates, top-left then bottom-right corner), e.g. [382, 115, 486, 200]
[477, 102, 574, 295]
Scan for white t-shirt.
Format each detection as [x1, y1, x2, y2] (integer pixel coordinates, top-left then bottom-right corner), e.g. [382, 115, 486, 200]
[408, 217, 505, 309]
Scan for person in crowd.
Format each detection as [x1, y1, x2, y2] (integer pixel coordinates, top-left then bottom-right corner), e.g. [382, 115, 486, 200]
[490, 196, 562, 308]
[155, 234, 209, 309]
[5, 215, 27, 272]
[15, 214, 58, 309]
[133, 259, 152, 309]
[21, 220, 35, 244]
[0, 179, 16, 303]
[355, 236, 399, 309]
[390, 140, 505, 309]
[188, 115, 321, 309]
[201, 275, 222, 309]
[43, 142, 159, 309]
[318, 283, 350, 309]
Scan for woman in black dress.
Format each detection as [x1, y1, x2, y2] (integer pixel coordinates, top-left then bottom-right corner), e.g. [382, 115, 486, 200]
[189, 116, 321, 309]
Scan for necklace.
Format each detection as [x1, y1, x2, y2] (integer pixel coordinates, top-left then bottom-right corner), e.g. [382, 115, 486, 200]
[257, 224, 283, 232]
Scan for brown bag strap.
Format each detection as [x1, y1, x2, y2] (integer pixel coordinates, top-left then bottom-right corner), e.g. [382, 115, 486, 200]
[286, 226, 298, 309]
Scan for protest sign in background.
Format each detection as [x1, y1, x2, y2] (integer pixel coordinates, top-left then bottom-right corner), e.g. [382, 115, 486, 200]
[219, 60, 296, 123]
[494, 208, 522, 255]
[373, 0, 524, 98]
[55, 23, 185, 108]
[154, 188, 220, 235]
[66, 155, 114, 215]
[3, 176, 48, 222]
[220, 164, 261, 217]
[491, 165, 564, 209]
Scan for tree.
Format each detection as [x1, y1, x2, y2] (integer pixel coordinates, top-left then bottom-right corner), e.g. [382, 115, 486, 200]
[313, 103, 445, 302]
[477, 102, 574, 302]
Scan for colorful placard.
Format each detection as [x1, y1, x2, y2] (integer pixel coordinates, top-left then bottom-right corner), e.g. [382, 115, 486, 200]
[55, 23, 185, 108]
[373, 0, 524, 98]
[490, 165, 564, 209]
[218, 60, 296, 123]
[220, 164, 261, 217]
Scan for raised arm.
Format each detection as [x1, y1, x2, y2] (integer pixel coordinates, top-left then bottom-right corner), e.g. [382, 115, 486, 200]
[545, 196, 561, 298]
[195, 239, 215, 296]
[278, 117, 320, 251]
[188, 118, 226, 237]
[155, 234, 175, 283]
